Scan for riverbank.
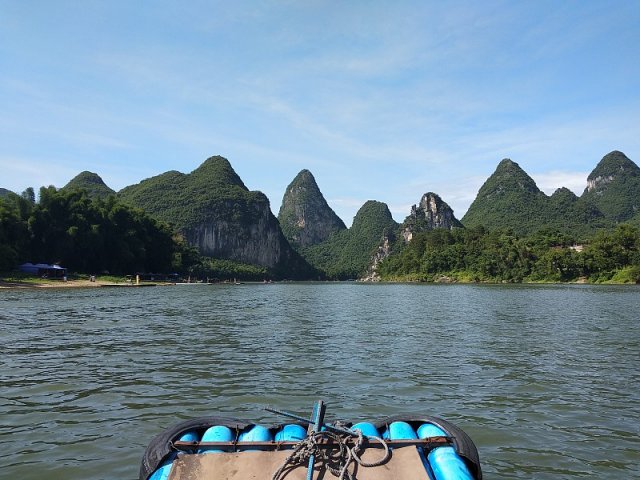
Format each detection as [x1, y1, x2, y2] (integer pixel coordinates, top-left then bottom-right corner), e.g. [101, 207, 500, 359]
[1, 277, 637, 289]
[0, 278, 125, 289]
[0, 275, 234, 289]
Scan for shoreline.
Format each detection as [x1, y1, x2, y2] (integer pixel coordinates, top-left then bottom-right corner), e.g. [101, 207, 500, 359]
[0, 279, 126, 289]
[1, 278, 637, 289]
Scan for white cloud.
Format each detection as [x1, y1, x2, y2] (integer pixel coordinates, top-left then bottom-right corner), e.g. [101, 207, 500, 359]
[325, 197, 372, 227]
[2, 1, 638, 232]
[531, 171, 589, 196]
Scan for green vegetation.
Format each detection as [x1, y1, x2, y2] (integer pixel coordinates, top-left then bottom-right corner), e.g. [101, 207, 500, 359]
[0, 190, 32, 271]
[277, 169, 346, 248]
[377, 224, 640, 284]
[0, 187, 193, 275]
[118, 156, 313, 278]
[451, 151, 640, 288]
[0, 188, 14, 200]
[0, 272, 127, 285]
[545, 190, 611, 237]
[63, 171, 115, 199]
[301, 200, 398, 279]
[2, 157, 315, 281]
[459, 153, 640, 237]
[118, 156, 265, 232]
[189, 257, 268, 282]
[0, 271, 64, 285]
[581, 151, 640, 222]
[4, 150, 640, 283]
[462, 159, 552, 235]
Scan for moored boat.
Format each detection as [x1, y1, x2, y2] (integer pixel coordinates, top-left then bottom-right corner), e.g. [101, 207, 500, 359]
[140, 401, 482, 480]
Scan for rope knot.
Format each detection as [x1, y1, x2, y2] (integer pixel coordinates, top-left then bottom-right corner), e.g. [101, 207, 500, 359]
[272, 429, 390, 480]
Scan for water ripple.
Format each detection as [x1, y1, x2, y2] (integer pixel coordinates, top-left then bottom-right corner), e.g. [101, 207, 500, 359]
[1, 283, 639, 479]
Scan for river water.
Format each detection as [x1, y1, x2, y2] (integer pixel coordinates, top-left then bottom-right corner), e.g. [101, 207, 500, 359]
[1, 283, 639, 479]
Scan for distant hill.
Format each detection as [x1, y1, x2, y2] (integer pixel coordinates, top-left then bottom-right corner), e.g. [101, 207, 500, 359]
[63, 171, 115, 199]
[401, 192, 462, 241]
[302, 200, 398, 279]
[461, 159, 552, 235]
[118, 156, 313, 276]
[278, 169, 346, 248]
[581, 150, 640, 222]
[458, 153, 638, 237]
[361, 192, 463, 281]
[118, 156, 254, 231]
[0, 188, 15, 200]
[546, 187, 610, 234]
[21, 148, 640, 278]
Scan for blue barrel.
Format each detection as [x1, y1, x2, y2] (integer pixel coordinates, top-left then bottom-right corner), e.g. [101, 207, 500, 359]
[351, 422, 381, 438]
[385, 421, 418, 440]
[238, 425, 273, 450]
[199, 425, 234, 454]
[274, 424, 307, 441]
[383, 422, 437, 478]
[417, 424, 474, 480]
[149, 430, 199, 480]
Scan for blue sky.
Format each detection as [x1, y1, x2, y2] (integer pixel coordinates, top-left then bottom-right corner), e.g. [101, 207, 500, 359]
[1, 1, 639, 226]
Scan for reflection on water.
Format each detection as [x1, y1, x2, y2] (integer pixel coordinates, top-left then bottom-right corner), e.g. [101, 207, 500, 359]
[1, 283, 639, 479]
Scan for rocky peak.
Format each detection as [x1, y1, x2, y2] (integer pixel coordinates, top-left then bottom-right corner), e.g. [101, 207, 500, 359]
[278, 169, 346, 248]
[485, 159, 542, 196]
[361, 229, 396, 282]
[581, 151, 640, 222]
[585, 151, 639, 194]
[348, 201, 398, 281]
[118, 155, 312, 276]
[402, 192, 462, 242]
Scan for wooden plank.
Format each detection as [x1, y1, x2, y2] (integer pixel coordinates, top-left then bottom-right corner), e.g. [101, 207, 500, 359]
[168, 447, 429, 480]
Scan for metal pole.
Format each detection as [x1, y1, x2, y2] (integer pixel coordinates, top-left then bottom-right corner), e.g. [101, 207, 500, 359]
[265, 406, 357, 437]
[306, 400, 326, 480]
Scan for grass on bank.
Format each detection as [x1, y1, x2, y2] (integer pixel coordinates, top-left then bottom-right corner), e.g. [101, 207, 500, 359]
[377, 268, 639, 284]
[0, 271, 130, 285]
[593, 266, 640, 284]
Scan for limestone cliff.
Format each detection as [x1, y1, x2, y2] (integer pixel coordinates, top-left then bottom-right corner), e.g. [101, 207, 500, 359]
[460, 155, 630, 236]
[361, 229, 396, 282]
[361, 192, 461, 281]
[401, 192, 463, 242]
[301, 200, 398, 279]
[118, 156, 312, 275]
[278, 170, 346, 248]
[185, 196, 290, 268]
[581, 150, 640, 222]
[585, 151, 638, 193]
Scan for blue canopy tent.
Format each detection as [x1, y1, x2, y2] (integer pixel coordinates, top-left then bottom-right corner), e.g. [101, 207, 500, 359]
[19, 263, 67, 278]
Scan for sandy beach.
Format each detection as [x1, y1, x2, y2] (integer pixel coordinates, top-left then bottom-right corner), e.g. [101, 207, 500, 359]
[0, 279, 125, 289]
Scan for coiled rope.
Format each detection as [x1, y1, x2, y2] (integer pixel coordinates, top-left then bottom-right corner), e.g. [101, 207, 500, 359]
[272, 428, 390, 480]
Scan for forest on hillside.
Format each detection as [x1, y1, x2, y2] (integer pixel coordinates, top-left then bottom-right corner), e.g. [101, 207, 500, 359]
[2, 187, 640, 283]
[377, 225, 640, 284]
[0, 188, 269, 280]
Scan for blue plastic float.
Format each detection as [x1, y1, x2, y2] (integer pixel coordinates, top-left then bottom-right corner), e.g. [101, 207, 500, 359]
[140, 402, 482, 480]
